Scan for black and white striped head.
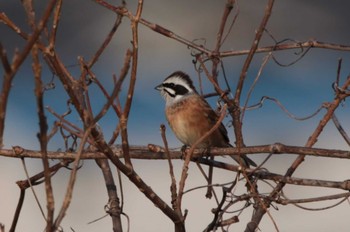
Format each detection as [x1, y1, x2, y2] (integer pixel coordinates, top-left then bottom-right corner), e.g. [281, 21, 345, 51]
[155, 71, 197, 106]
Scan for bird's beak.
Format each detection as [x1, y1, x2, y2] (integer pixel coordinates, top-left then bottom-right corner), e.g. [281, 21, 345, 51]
[155, 84, 163, 91]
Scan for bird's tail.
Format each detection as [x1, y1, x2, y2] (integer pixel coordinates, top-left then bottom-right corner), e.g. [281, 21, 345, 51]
[232, 154, 256, 168]
[227, 144, 256, 168]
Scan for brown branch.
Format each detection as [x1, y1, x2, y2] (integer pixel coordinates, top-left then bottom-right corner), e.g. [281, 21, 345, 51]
[332, 113, 350, 146]
[48, 0, 62, 51]
[277, 192, 350, 205]
[119, 0, 144, 169]
[204, 187, 229, 231]
[0, 42, 14, 148]
[32, 32, 55, 232]
[0, 0, 57, 148]
[220, 39, 350, 57]
[9, 189, 25, 232]
[53, 130, 90, 229]
[87, 13, 124, 68]
[93, 1, 350, 60]
[211, 0, 235, 80]
[241, 53, 272, 120]
[94, 0, 211, 55]
[197, 158, 350, 191]
[40, 32, 183, 230]
[247, 76, 350, 231]
[234, 0, 275, 149]
[96, 159, 123, 232]
[92, 49, 132, 124]
[89, 127, 184, 229]
[3, 142, 350, 160]
[160, 125, 179, 215]
[10, 160, 70, 232]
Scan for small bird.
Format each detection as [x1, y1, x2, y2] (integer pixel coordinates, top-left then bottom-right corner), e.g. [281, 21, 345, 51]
[155, 71, 256, 168]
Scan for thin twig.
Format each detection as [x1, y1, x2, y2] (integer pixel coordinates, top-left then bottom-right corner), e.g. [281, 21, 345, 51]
[48, 0, 62, 51]
[19, 158, 46, 220]
[234, 0, 275, 149]
[241, 52, 272, 121]
[119, 0, 144, 168]
[32, 30, 55, 232]
[54, 129, 91, 229]
[245, 96, 325, 121]
[95, 159, 123, 232]
[93, 49, 132, 124]
[211, 0, 235, 80]
[87, 13, 124, 68]
[277, 192, 350, 205]
[160, 124, 179, 212]
[332, 114, 350, 146]
[11, 160, 70, 232]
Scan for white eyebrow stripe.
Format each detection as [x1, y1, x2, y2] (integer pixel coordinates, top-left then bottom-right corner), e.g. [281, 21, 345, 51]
[164, 75, 193, 93]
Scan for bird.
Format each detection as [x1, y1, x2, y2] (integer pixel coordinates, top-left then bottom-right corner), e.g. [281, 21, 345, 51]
[155, 71, 256, 168]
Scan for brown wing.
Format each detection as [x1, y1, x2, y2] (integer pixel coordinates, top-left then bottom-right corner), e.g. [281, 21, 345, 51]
[202, 97, 257, 167]
[201, 97, 231, 147]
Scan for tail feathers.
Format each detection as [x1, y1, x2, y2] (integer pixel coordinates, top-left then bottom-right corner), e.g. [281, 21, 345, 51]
[225, 143, 256, 168]
[243, 155, 257, 167]
[230, 154, 256, 168]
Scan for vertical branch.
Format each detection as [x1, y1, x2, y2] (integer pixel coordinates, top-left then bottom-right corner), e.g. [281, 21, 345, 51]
[0, 0, 57, 148]
[10, 160, 70, 232]
[233, 0, 274, 148]
[96, 159, 123, 232]
[9, 189, 26, 232]
[236, 1, 275, 231]
[160, 125, 178, 211]
[120, 0, 144, 168]
[48, 0, 63, 52]
[211, 0, 235, 80]
[26, 4, 61, 229]
[241, 52, 272, 121]
[89, 127, 183, 229]
[44, 35, 183, 231]
[0, 43, 14, 148]
[33, 44, 55, 231]
[53, 130, 90, 229]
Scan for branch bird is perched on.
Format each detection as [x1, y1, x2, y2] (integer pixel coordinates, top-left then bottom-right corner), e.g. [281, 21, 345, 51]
[155, 71, 256, 168]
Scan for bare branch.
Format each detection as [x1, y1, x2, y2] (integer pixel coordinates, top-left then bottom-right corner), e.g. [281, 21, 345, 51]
[234, 0, 275, 149]
[96, 159, 123, 232]
[220, 39, 350, 57]
[332, 113, 350, 146]
[31, 17, 55, 230]
[53, 130, 91, 229]
[277, 192, 350, 205]
[160, 125, 179, 213]
[3, 142, 350, 160]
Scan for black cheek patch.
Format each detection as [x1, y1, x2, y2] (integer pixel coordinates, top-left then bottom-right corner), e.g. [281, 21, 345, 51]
[174, 85, 189, 95]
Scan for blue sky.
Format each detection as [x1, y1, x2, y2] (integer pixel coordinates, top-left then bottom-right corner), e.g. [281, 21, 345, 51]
[1, 0, 350, 231]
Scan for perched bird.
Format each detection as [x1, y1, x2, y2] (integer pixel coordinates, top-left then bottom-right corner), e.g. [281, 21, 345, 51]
[155, 71, 256, 168]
